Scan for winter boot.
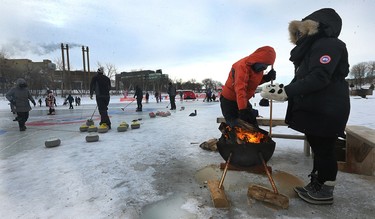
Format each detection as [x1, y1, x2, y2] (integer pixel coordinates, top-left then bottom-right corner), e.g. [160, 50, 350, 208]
[297, 181, 335, 205]
[19, 125, 26, 131]
[294, 172, 318, 194]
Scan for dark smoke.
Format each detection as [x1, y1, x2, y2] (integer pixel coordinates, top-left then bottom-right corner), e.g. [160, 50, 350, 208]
[2, 40, 83, 56]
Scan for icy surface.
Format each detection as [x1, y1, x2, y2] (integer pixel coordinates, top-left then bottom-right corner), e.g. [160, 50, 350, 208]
[0, 93, 374, 219]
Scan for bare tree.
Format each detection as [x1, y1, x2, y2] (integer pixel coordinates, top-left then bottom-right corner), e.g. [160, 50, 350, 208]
[202, 78, 215, 90]
[97, 62, 117, 79]
[367, 61, 375, 80]
[53, 57, 64, 70]
[350, 62, 367, 89]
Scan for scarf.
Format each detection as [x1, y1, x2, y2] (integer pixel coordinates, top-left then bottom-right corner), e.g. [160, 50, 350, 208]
[289, 32, 324, 68]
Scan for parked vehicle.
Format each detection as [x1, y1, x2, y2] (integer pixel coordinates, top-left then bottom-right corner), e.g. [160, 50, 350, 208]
[177, 90, 196, 100]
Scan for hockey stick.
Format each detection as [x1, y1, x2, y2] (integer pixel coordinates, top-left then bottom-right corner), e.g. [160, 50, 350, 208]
[121, 100, 135, 111]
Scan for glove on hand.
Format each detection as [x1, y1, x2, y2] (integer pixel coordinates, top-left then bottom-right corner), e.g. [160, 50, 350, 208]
[262, 69, 276, 82]
[260, 83, 288, 101]
[238, 109, 257, 125]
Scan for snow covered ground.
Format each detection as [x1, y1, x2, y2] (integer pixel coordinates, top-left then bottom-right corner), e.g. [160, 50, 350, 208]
[0, 93, 374, 219]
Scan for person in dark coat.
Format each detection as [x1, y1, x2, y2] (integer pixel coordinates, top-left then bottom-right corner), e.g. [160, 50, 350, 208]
[134, 85, 143, 112]
[167, 82, 176, 110]
[67, 94, 74, 109]
[6, 78, 36, 131]
[154, 91, 159, 103]
[145, 92, 149, 103]
[90, 67, 111, 129]
[261, 8, 350, 205]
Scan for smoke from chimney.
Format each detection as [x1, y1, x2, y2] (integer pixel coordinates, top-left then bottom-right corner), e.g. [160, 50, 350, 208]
[2, 40, 82, 56]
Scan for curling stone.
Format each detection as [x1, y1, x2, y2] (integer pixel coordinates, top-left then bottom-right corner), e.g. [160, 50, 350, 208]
[86, 134, 99, 142]
[98, 123, 109, 133]
[88, 125, 98, 132]
[45, 138, 61, 148]
[117, 122, 129, 132]
[149, 112, 156, 118]
[131, 121, 140, 129]
[79, 124, 88, 132]
[165, 111, 171, 116]
[86, 119, 94, 126]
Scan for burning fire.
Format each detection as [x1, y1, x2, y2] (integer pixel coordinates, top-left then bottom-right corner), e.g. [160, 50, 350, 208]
[222, 124, 265, 144]
[234, 127, 265, 143]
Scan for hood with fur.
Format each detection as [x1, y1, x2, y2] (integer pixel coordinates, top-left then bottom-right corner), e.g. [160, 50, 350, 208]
[288, 8, 342, 44]
[16, 78, 27, 88]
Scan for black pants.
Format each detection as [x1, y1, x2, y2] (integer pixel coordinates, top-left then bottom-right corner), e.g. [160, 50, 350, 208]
[136, 98, 143, 110]
[220, 95, 257, 127]
[169, 95, 176, 109]
[17, 112, 29, 128]
[306, 134, 338, 183]
[96, 96, 111, 126]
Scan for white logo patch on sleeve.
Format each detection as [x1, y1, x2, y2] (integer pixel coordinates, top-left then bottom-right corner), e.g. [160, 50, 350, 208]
[320, 55, 331, 64]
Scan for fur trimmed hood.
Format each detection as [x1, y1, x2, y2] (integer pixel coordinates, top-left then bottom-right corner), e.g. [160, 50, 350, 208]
[16, 78, 27, 88]
[288, 8, 342, 44]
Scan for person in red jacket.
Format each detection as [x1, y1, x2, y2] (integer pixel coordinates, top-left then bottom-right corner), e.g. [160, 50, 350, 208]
[220, 46, 276, 127]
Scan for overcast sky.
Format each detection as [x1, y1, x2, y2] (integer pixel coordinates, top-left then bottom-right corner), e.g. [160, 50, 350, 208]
[1, 0, 374, 84]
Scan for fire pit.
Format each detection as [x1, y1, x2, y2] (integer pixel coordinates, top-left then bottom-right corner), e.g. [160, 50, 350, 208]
[217, 122, 276, 167]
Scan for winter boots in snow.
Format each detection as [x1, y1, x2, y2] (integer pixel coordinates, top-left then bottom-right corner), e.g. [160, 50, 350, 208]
[295, 174, 335, 205]
[294, 173, 319, 194]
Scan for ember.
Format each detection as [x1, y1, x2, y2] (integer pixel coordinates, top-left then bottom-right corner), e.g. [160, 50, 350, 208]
[234, 127, 265, 143]
[219, 122, 266, 144]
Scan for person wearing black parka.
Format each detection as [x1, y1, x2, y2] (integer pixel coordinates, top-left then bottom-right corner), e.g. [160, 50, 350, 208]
[90, 67, 112, 129]
[261, 8, 350, 205]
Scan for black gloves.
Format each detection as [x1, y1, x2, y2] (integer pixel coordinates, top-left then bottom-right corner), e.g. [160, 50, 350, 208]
[252, 63, 269, 73]
[238, 109, 257, 125]
[263, 69, 276, 82]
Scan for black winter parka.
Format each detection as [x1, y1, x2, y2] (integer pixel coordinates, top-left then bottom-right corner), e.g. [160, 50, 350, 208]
[284, 8, 350, 137]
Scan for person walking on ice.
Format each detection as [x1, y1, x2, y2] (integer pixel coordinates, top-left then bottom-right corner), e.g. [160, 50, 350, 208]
[6, 78, 36, 131]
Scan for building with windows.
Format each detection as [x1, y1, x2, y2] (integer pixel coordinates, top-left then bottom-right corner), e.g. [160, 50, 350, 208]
[115, 69, 169, 92]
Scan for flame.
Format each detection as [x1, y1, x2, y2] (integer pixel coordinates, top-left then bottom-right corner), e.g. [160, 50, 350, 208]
[234, 127, 264, 143]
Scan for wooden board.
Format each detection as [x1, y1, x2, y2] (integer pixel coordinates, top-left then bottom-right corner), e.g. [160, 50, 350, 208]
[247, 184, 289, 209]
[341, 126, 375, 176]
[207, 180, 230, 209]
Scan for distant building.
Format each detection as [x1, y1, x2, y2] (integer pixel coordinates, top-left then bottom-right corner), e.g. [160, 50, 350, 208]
[116, 69, 169, 92]
[0, 58, 56, 94]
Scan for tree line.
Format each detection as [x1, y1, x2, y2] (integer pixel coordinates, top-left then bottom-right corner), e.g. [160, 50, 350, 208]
[349, 61, 375, 89]
[0, 51, 223, 96]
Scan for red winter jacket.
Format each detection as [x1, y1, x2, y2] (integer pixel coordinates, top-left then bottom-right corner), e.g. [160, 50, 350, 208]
[221, 46, 276, 110]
